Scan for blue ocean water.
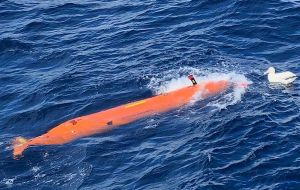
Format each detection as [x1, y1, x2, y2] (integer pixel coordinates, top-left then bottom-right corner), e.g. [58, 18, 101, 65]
[1, 0, 300, 189]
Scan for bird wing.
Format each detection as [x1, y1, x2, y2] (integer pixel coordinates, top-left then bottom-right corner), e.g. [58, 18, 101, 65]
[276, 71, 296, 79]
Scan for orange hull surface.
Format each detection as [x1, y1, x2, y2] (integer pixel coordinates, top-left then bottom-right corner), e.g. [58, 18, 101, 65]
[13, 80, 228, 158]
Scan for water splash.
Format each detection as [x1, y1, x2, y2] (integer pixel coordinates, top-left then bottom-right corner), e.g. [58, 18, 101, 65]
[206, 72, 252, 110]
[147, 67, 203, 94]
[147, 67, 252, 110]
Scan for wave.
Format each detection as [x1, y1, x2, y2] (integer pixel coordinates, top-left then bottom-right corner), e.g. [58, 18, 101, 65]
[0, 38, 31, 53]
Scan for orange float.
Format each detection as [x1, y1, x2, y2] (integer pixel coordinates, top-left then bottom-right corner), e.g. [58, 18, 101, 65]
[13, 76, 229, 158]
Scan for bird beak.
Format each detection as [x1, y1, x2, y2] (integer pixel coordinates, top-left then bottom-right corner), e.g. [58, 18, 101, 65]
[264, 71, 268, 75]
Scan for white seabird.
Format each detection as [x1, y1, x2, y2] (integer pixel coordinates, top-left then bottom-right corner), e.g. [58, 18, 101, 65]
[264, 67, 297, 85]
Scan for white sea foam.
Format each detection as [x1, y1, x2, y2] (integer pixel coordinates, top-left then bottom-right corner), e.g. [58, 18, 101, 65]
[147, 67, 251, 110]
[31, 166, 40, 173]
[0, 178, 15, 187]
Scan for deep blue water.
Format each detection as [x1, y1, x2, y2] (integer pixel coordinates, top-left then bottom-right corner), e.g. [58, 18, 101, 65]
[1, 0, 300, 189]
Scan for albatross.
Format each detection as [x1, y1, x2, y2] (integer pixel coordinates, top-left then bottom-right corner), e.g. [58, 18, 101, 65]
[264, 67, 297, 85]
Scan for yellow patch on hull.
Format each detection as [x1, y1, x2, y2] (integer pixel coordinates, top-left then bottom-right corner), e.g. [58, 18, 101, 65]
[125, 100, 146, 108]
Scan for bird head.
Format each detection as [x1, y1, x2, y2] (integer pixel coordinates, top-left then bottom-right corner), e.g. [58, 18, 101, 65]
[264, 67, 275, 75]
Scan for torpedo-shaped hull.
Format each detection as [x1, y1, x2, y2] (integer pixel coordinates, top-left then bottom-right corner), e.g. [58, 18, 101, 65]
[13, 80, 228, 158]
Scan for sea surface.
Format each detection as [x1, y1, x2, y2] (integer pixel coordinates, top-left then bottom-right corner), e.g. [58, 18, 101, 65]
[1, 0, 300, 189]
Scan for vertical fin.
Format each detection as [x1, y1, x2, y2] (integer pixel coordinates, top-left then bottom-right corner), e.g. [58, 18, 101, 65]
[188, 75, 197, 85]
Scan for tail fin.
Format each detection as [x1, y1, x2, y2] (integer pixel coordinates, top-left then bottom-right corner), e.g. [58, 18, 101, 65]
[12, 137, 29, 159]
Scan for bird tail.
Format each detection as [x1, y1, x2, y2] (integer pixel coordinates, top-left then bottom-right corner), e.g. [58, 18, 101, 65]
[12, 137, 29, 159]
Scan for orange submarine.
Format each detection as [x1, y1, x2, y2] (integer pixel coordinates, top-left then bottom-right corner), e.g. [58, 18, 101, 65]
[13, 75, 231, 158]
